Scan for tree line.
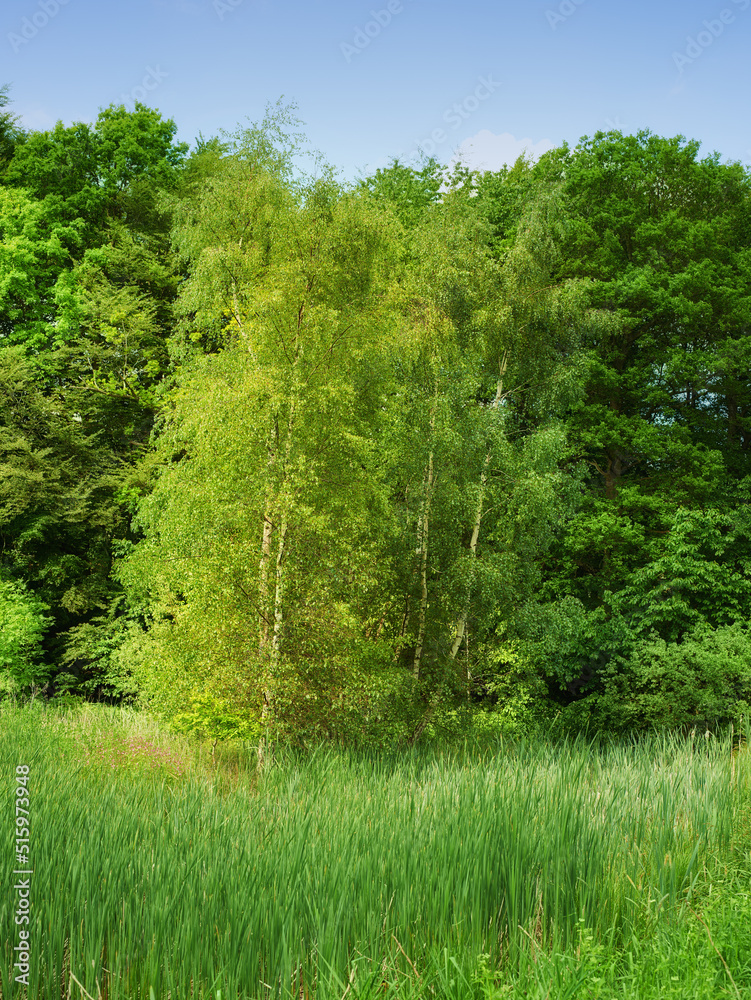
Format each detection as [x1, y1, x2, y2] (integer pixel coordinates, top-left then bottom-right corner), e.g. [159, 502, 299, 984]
[2, 87, 751, 742]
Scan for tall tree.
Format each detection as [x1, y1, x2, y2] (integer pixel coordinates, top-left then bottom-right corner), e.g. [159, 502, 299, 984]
[119, 115, 411, 741]
[0, 102, 187, 695]
[487, 131, 751, 724]
[359, 161, 595, 721]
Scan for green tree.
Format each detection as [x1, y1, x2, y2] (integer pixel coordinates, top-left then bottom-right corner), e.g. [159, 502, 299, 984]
[0, 348, 126, 671]
[119, 116, 410, 743]
[0, 102, 188, 696]
[539, 131, 751, 582]
[0, 187, 83, 349]
[0, 85, 23, 174]
[358, 156, 444, 230]
[356, 161, 597, 725]
[479, 132, 751, 724]
[5, 103, 186, 237]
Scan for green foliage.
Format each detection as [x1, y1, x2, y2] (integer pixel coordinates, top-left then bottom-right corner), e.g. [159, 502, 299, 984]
[616, 505, 751, 641]
[477, 132, 751, 732]
[0, 99, 186, 697]
[0, 347, 126, 620]
[56, 597, 142, 700]
[0, 84, 22, 171]
[604, 623, 751, 731]
[518, 501, 751, 730]
[0, 186, 82, 348]
[0, 573, 50, 692]
[359, 156, 444, 229]
[6, 103, 187, 235]
[93, 103, 188, 194]
[170, 691, 261, 741]
[4, 95, 751, 736]
[0, 336, 162, 702]
[120, 113, 414, 733]
[474, 641, 555, 737]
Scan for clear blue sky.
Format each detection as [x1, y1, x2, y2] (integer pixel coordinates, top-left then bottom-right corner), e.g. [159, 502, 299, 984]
[3, 0, 750, 182]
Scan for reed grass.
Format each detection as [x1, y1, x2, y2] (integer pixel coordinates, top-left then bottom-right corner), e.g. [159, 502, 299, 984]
[1, 701, 749, 999]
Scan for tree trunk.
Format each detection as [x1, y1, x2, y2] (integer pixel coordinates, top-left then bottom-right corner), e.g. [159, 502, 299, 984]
[267, 322, 301, 674]
[258, 512, 274, 648]
[258, 415, 279, 655]
[271, 513, 288, 670]
[257, 415, 279, 768]
[258, 303, 303, 765]
[449, 352, 508, 661]
[413, 407, 436, 681]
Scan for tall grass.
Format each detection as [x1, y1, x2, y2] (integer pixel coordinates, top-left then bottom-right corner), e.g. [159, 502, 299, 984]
[1, 702, 749, 999]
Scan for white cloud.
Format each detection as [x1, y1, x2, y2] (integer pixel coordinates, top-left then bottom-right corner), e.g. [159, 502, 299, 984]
[448, 129, 554, 173]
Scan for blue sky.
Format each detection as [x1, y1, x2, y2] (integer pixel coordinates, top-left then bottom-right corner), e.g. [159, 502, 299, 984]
[3, 0, 750, 182]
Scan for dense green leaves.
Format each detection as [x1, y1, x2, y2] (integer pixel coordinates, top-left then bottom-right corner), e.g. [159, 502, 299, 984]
[0, 101, 186, 696]
[1, 96, 750, 736]
[0, 187, 82, 348]
[5, 103, 187, 233]
[0, 572, 50, 691]
[0, 85, 22, 172]
[120, 152, 410, 737]
[471, 132, 751, 727]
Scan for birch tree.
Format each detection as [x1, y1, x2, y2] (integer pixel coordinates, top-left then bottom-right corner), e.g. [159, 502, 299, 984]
[120, 121, 408, 739]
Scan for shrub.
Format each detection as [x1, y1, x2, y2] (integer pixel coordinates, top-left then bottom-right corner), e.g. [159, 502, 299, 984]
[616, 623, 751, 730]
[0, 573, 51, 695]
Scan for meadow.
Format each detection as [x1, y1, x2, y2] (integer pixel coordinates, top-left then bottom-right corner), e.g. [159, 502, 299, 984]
[1, 701, 750, 1000]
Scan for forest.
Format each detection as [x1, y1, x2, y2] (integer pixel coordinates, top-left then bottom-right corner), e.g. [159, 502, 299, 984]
[2, 86, 751, 745]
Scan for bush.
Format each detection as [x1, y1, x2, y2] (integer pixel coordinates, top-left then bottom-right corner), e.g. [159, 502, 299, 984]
[170, 691, 261, 741]
[0, 574, 51, 695]
[617, 623, 751, 730]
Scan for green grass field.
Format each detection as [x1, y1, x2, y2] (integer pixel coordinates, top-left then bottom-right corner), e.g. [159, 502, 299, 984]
[1, 701, 750, 999]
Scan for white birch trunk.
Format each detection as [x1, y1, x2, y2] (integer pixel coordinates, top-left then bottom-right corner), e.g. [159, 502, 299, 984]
[413, 406, 436, 681]
[258, 302, 303, 766]
[258, 417, 278, 655]
[448, 352, 509, 662]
